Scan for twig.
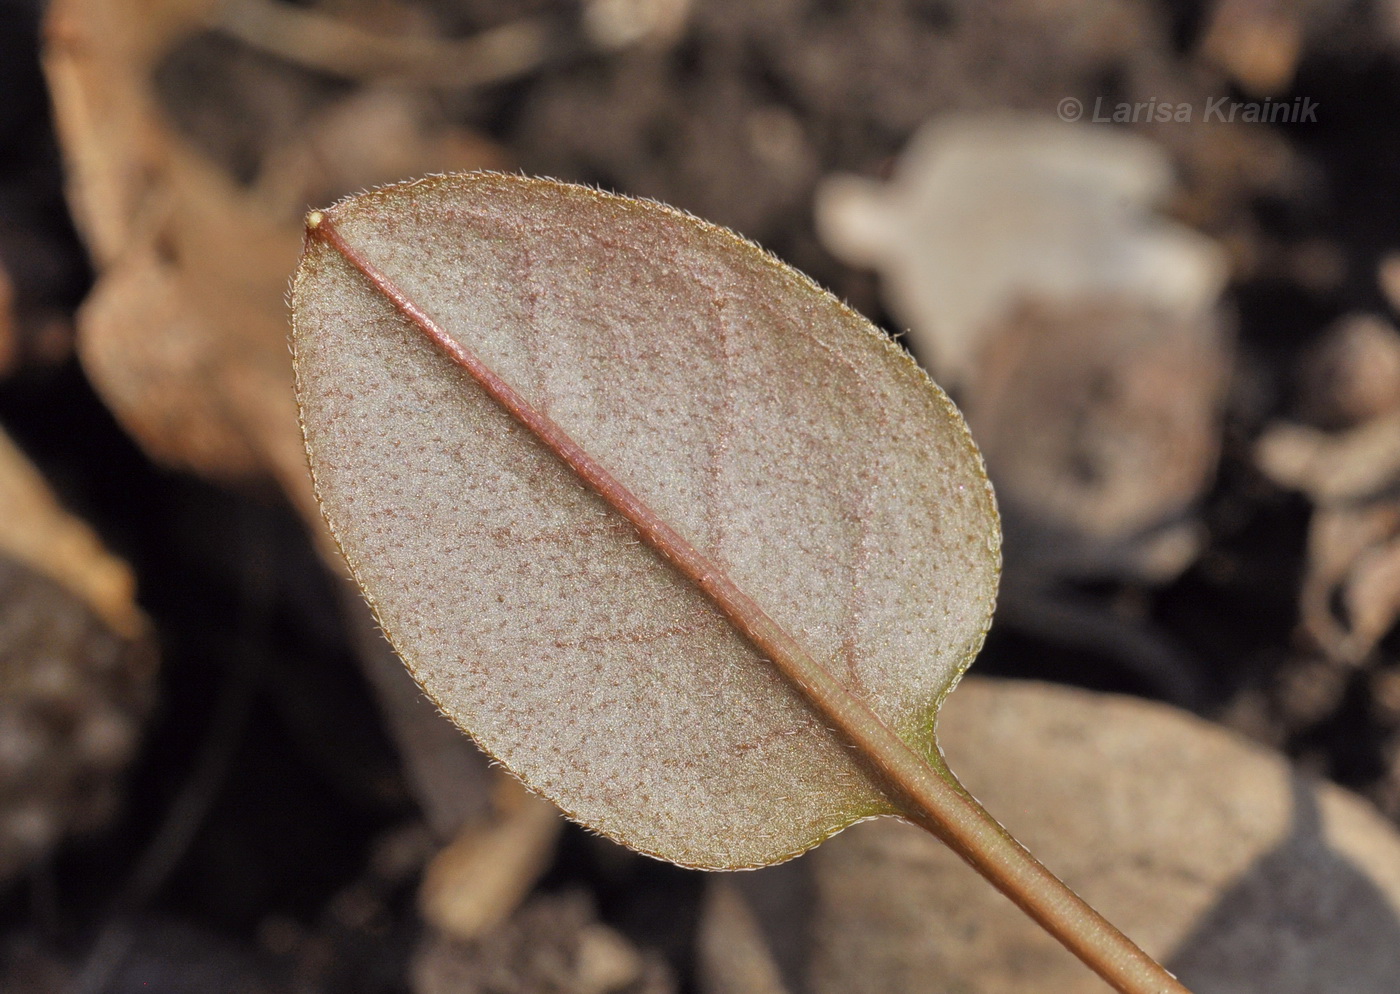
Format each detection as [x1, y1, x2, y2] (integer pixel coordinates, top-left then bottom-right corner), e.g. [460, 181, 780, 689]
[207, 0, 559, 88]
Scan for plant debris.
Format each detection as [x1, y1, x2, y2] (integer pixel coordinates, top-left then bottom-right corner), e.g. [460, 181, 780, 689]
[8, 0, 1400, 988]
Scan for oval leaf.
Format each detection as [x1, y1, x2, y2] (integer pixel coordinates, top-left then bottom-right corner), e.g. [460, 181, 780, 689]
[291, 173, 1000, 868]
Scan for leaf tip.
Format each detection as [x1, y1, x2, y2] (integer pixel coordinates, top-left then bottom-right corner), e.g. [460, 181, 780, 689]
[305, 209, 325, 232]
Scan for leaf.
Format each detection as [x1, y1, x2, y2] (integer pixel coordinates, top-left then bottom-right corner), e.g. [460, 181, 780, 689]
[0, 426, 146, 640]
[291, 172, 1000, 869]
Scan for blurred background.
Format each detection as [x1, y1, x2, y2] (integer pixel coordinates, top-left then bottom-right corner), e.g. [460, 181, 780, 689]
[5, 0, 1400, 990]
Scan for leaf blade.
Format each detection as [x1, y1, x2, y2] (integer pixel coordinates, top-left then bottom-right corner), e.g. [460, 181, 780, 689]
[291, 173, 1001, 868]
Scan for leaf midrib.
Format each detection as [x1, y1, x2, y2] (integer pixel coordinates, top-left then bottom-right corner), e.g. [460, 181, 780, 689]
[306, 211, 942, 806]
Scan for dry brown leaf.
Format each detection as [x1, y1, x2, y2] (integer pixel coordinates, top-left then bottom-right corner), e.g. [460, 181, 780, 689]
[697, 882, 792, 994]
[0, 427, 155, 883]
[1298, 504, 1400, 663]
[582, 0, 692, 51]
[1255, 311, 1400, 662]
[1346, 532, 1400, 657]
[701, 678, 1400, 994]
[1257, 412, 1400, 505]
[0, 427, 143, 639]
[206, 0, 691, 91]
[254, 87, 506, 220]
[1200, 0, 1305, 95]
[1257, 313, 1400, 508]
[419, 778, 563, 941]
[1297, 314, 1400, 428]
[413, 892, 673, 994]
[43, 0, 506, 500]
[206, 0, 555, 89]
[292, 173, 1001, 869]
[43, 0, 525, 866]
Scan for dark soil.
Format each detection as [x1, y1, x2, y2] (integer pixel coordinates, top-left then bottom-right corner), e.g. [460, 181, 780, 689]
[4, 0, 1400, 990]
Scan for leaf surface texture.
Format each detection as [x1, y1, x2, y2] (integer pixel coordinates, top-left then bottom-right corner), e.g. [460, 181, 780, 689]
[292, 174, 1000, 867]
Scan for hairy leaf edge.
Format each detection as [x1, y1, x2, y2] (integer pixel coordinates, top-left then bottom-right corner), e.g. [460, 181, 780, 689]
[290, 171, 1002, 869]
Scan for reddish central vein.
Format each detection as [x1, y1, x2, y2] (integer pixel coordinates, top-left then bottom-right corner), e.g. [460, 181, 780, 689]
[307, 213, 924, 777]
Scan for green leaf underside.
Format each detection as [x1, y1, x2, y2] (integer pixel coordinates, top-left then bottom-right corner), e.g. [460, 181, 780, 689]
[292, 173, 1001, 869]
